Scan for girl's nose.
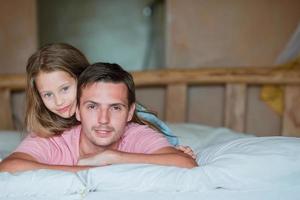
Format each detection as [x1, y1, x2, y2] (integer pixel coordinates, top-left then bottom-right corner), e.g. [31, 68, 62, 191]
[54, 95, 64, 106]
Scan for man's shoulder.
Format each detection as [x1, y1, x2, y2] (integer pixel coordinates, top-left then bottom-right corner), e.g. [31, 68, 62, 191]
[125, 122, 155, 133]
[18, 125, 81, 165]
[31, 125, 81, 144]
[60, 125, 81, 142]
[123, 122, 160, 139]
[118, 123, 170, 153]
[62, 125, 81, 135]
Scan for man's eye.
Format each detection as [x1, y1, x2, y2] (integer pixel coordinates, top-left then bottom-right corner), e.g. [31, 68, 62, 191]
[111, 105, 122, 111]
[87, 104, 96, 110]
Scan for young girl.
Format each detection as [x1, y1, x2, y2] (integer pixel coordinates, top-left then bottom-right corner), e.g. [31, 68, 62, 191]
[25, 43, 194, 157]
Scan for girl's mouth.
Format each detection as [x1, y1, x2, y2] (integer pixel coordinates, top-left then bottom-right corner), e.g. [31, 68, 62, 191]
[57, 105, 70, 113]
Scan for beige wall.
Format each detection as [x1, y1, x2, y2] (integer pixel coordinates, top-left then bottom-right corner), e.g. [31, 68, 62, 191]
[1, 0, 300, 135]
[166, 0, 300, 67]
[0, 0, 37, 130]
[0, 0, 37, 73]
[157, 0, 300, 135]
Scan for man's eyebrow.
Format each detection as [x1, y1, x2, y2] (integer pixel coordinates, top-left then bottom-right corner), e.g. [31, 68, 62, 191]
[110, 103, 127, 107]
[82, 100, 98, 105]
[81, 101, 127, 107]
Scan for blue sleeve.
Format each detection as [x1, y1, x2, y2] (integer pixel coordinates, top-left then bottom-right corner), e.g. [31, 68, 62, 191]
[136, 103, 179, 146]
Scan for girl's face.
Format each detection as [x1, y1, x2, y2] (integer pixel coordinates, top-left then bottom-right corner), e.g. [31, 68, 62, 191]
[35, 70, 77, 118]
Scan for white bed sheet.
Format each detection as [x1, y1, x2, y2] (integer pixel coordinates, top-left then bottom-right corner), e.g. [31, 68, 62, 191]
[2, 185, 300, 200]
[83, 186, 300, 200]
[1, 124, 300, 200]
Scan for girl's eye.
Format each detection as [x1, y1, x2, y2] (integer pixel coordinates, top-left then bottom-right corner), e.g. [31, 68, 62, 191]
[43, 93, 52, 99]
[62, 86, 69, 92]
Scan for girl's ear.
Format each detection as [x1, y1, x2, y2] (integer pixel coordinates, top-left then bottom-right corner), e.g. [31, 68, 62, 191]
[127, 103, 136, 122]
[75, 106, 81, 122]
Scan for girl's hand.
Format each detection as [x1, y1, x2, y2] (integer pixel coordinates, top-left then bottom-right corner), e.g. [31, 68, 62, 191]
[176, 145, 197, 159]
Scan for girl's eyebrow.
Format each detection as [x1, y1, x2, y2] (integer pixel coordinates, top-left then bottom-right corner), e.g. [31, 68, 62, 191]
[38, 89, 52, 94]
[60, 80, 73, 86]
[39, 82, 72, 93]
[59, 83, 72, 89]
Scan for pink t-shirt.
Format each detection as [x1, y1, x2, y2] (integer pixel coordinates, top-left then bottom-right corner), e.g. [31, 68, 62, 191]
[14, 123, 171, 165]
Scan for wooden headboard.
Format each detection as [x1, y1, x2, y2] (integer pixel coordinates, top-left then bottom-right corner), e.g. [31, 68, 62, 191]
[1, 67, 300, 136]
[0, 74, 25, 130]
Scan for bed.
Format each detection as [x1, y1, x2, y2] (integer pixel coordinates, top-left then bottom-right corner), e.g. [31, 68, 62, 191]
[0, 66, 300, 200]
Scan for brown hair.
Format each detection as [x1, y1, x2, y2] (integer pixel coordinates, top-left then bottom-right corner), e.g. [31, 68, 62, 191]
[77, 62, 162, 131]
[25, 43, 89, 136]
[77, 62, 135, 107]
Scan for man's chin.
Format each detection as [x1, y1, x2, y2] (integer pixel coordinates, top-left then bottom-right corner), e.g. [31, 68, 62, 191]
[93, 139, 118, 149]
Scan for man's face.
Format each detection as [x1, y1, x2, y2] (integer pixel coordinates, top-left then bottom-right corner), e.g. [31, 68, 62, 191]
[76, 82, 135, 150]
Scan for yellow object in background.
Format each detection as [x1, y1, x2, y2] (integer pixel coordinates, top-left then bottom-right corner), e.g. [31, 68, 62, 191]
[261, 85, 284, 114]
[260, 57, 300, 115]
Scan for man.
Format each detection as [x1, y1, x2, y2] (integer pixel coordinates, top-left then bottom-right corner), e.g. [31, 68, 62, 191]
[0, 63, 197, 173]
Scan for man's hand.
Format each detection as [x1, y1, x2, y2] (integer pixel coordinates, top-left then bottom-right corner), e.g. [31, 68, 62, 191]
[77, 150, 119, 166]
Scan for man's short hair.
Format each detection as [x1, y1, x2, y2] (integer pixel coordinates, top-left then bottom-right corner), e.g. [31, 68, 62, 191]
[77, 62, 136, 106]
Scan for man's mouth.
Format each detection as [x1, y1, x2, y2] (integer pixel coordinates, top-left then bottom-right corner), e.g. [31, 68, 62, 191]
[94, 127, 113, 137]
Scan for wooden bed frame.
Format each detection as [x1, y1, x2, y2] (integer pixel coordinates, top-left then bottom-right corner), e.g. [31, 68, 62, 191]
[1, 67, 300, 136]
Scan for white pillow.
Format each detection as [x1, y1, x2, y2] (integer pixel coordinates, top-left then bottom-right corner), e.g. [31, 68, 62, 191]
[77, 164, 213, 192]
[168, 123, 252, 152]
[198, 136, 300, 189]
[0, 170, 85, 197]
[78, 136, 300, 192]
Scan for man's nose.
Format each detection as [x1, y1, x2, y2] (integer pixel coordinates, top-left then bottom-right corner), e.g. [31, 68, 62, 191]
[98, 108, 109, 124]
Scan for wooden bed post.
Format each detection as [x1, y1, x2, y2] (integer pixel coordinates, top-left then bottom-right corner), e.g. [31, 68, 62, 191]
[224, 83, 247, 133]
[165, 84, 187, 122]
[0, 89, 13, 129]
[282, 85, 300, 136]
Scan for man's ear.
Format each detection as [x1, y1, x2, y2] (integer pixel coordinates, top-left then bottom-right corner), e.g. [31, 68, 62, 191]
[127, 103, 136, 122]
[75, 106, 81, 122]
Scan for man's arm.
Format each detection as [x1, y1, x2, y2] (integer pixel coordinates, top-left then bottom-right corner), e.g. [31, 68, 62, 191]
[0, 152, 91, 173]
[78, 147, 198, 168]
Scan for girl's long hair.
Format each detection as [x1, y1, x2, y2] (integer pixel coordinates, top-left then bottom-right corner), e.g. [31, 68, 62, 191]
[25, 43, 89, 136]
